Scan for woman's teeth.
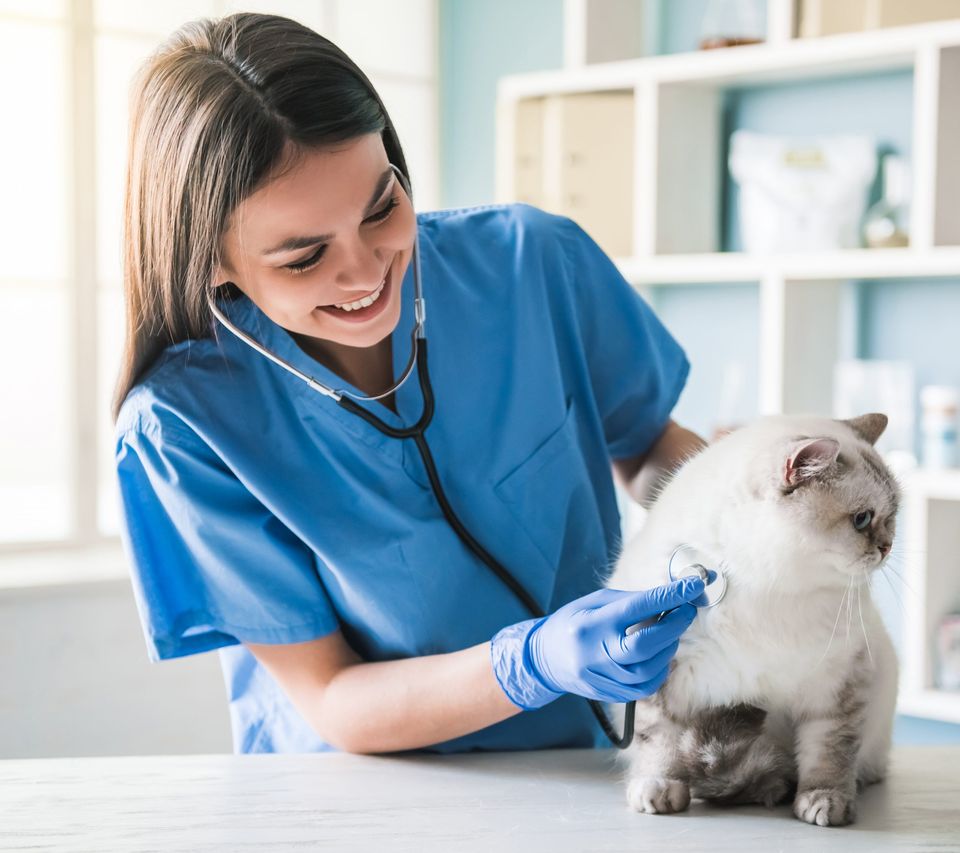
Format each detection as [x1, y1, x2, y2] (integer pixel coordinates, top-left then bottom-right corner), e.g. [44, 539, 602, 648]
[333, 278, 385, 311]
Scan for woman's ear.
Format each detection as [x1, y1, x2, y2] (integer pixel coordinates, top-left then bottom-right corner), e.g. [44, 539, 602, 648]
[210, 264, 231, 290]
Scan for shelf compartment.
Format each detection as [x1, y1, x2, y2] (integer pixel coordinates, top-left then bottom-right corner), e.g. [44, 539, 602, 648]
[499, 90, 636, 258]
[901, 473, 960, 725]
[616, 247, 960, 284]
[646, 281, 760, 440]
[898, 689, 960, 725]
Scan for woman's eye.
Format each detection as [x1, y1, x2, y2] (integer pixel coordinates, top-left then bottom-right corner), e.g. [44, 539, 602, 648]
[286, 245, 326, 273]
[852, 510, 873, 531]
[367, 195, 399, 223]
[285, 195, 400, 275]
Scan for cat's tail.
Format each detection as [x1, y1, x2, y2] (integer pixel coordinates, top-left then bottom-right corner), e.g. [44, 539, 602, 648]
[688, 735, 797, 807]
[674, 704, 798, 808]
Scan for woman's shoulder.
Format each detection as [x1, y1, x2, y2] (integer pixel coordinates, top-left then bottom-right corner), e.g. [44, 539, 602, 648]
[416, 202, 578, 253]
[114, 336, 237, 448]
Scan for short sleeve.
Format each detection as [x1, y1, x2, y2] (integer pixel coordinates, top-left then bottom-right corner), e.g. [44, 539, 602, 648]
[556, 214, 690, 460]
[115, 416, 339, 662]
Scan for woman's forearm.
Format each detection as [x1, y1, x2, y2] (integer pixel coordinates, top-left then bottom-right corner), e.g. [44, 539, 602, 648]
[317, 640, 523, 753]
[620, 420, 708, 508]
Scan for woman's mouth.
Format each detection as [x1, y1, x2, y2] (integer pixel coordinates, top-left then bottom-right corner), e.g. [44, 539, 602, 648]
[316, 265, 393, 323]
[333, 278, 386, 311]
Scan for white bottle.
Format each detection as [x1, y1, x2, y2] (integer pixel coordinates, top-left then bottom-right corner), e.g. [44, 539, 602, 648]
[920, 385, 959, 469]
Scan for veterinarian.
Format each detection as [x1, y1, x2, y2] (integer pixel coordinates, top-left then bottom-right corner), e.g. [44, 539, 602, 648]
[112, 13, 708, 755]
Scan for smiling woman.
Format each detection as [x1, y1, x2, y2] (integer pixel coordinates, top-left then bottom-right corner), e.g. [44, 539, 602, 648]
[211, 135, 418, 399]
[112, 11, 699, 759]
[111, 14, 415, 421]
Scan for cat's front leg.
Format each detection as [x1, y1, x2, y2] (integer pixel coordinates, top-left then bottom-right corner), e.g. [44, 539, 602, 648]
[624, 704, 691, 815]
[792, 712, 863, 827]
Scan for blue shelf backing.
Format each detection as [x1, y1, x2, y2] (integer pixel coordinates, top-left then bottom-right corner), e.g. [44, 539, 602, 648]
[648, 282, 759, 440]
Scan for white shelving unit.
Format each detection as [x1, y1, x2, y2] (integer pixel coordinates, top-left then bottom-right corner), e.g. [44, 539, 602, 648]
[495, 3, 960, 724]
[898, 468, 960, 724]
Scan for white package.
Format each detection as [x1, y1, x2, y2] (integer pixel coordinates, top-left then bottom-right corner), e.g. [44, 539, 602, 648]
[729, 130, 876, 252]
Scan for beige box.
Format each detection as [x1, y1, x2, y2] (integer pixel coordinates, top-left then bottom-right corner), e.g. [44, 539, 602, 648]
[511, 91, 634, 258]
[800, 0, 960, 37]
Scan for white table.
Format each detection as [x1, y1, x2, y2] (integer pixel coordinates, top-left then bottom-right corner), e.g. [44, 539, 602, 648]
[2, 746, 958, 851]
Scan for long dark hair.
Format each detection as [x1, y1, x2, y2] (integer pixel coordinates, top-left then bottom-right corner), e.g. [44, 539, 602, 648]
[111, 12, 411, 421]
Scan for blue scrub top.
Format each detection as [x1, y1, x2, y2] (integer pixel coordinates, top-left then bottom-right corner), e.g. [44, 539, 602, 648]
[114, 202, 690, 754]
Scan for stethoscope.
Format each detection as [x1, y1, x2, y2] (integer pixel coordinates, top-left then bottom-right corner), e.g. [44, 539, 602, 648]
[206, 163, 726, 749]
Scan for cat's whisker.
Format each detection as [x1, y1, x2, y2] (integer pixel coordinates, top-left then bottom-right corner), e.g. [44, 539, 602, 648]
[881, 561, 916, 596]
[876, 566, 907, 619]
[845, 575, 854, 645]
[878, 562, 913, 600]
[856, 580, 874, 665]
[817, 579, 851, 668]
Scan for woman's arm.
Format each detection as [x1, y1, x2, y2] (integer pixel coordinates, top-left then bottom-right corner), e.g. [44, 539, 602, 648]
[612, 419, 707, 508]
[246, 630, 522, 754]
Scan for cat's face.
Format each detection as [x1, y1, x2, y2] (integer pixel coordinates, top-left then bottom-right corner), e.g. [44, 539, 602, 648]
[726, 413, 900, 590]
[756, 415, 900, 584]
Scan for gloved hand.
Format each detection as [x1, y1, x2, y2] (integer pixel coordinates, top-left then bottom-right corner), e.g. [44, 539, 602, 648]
[489, 577, 704, 710]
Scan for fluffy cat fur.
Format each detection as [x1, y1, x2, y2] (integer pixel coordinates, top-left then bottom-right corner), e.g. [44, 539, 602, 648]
[604, 413, 900, 827]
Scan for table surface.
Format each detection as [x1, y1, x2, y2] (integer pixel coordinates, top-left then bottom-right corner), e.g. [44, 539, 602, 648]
[2, 746, 958, 852]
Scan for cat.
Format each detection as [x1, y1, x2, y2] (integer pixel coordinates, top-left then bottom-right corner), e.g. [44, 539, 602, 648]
[604, 412, 900, 827]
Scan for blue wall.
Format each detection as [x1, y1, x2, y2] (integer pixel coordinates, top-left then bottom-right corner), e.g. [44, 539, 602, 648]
[859, 277, 960, 460]
[658, 0, 767, 54]
[439, 0, 563, 209]
[649, 283, 759, 438]
[437, 0, 960, 742]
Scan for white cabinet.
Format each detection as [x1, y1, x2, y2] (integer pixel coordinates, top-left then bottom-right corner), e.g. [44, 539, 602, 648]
[495, 5, 960, 724]
[504, 92, 634, 258]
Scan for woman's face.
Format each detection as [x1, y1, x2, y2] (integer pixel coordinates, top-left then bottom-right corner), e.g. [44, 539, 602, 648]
[213, 132, 416, 351]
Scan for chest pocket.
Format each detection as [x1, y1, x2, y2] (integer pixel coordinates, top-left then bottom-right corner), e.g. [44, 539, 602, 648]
[492, 398, 608, 610]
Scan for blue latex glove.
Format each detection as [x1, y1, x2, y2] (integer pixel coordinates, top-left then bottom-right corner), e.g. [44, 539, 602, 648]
[489, 577, 704, 710]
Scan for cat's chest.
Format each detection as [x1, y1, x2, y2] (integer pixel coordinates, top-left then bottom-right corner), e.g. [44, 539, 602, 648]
[666, 608, 851, 715]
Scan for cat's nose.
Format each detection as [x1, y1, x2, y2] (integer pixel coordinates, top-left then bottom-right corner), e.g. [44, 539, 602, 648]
[877, 542, 891, 558]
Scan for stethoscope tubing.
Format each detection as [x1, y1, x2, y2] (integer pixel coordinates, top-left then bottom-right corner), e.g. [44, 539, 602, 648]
[204, 162, 634, 749]
[340, 339, 635, 748]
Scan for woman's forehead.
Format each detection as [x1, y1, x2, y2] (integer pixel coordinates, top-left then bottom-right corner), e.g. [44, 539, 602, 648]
[223, 133, 388, 258]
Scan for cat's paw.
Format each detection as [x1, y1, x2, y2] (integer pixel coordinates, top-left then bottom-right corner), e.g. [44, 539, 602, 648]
[626, 775, 691, 815]
[793, 787, 856, 827]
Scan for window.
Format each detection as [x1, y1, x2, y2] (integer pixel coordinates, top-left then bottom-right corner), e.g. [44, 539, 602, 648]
[0, 0, 438, 550]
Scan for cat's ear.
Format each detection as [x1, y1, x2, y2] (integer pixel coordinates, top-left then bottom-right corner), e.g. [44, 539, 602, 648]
[840, 413, 888, 445]
[783, 437, 841, 488]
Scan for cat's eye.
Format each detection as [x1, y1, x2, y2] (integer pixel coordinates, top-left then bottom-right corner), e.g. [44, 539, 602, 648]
[852, 510, 873, 531]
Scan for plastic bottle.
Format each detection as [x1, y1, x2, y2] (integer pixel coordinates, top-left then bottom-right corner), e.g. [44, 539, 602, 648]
[920, 385, 959, 469]
[863, 154, 910, 248]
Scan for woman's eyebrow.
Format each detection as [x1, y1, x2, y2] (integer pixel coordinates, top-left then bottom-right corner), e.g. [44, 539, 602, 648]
[260, 166, 395, 256]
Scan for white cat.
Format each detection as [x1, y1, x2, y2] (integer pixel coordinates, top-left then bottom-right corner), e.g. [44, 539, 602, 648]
[605, 413, 900, 827]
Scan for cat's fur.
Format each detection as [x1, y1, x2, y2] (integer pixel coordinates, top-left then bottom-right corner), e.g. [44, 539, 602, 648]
[604, 413, 900, 827]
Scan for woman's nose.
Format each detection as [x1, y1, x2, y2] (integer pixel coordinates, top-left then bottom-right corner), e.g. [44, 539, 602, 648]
[334, 236, 387, 288]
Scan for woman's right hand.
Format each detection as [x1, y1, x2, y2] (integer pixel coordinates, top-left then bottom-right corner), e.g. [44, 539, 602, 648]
[489, 578, 704, 710]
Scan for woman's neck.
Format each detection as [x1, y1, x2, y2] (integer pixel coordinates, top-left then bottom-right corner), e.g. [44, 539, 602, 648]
[292, 333, 397, 414]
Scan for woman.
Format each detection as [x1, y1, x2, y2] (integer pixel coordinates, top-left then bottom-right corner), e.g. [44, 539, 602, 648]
[113, 12, 707, 755]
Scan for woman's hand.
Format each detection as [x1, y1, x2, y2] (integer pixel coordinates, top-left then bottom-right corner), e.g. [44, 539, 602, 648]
[489, 578, 704, 710]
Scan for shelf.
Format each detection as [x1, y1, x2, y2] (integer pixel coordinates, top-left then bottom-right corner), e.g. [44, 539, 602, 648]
[500, 8, 960, 728]
[499, 20, 960, 257]
[901, 467, 960, 501]
[898, 689, 960, 725]
[501, 19, 960, 98]
[615, 247, 960, 285]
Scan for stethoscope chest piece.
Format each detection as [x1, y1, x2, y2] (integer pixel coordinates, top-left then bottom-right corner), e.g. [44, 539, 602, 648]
[667, 543, 728, 608]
